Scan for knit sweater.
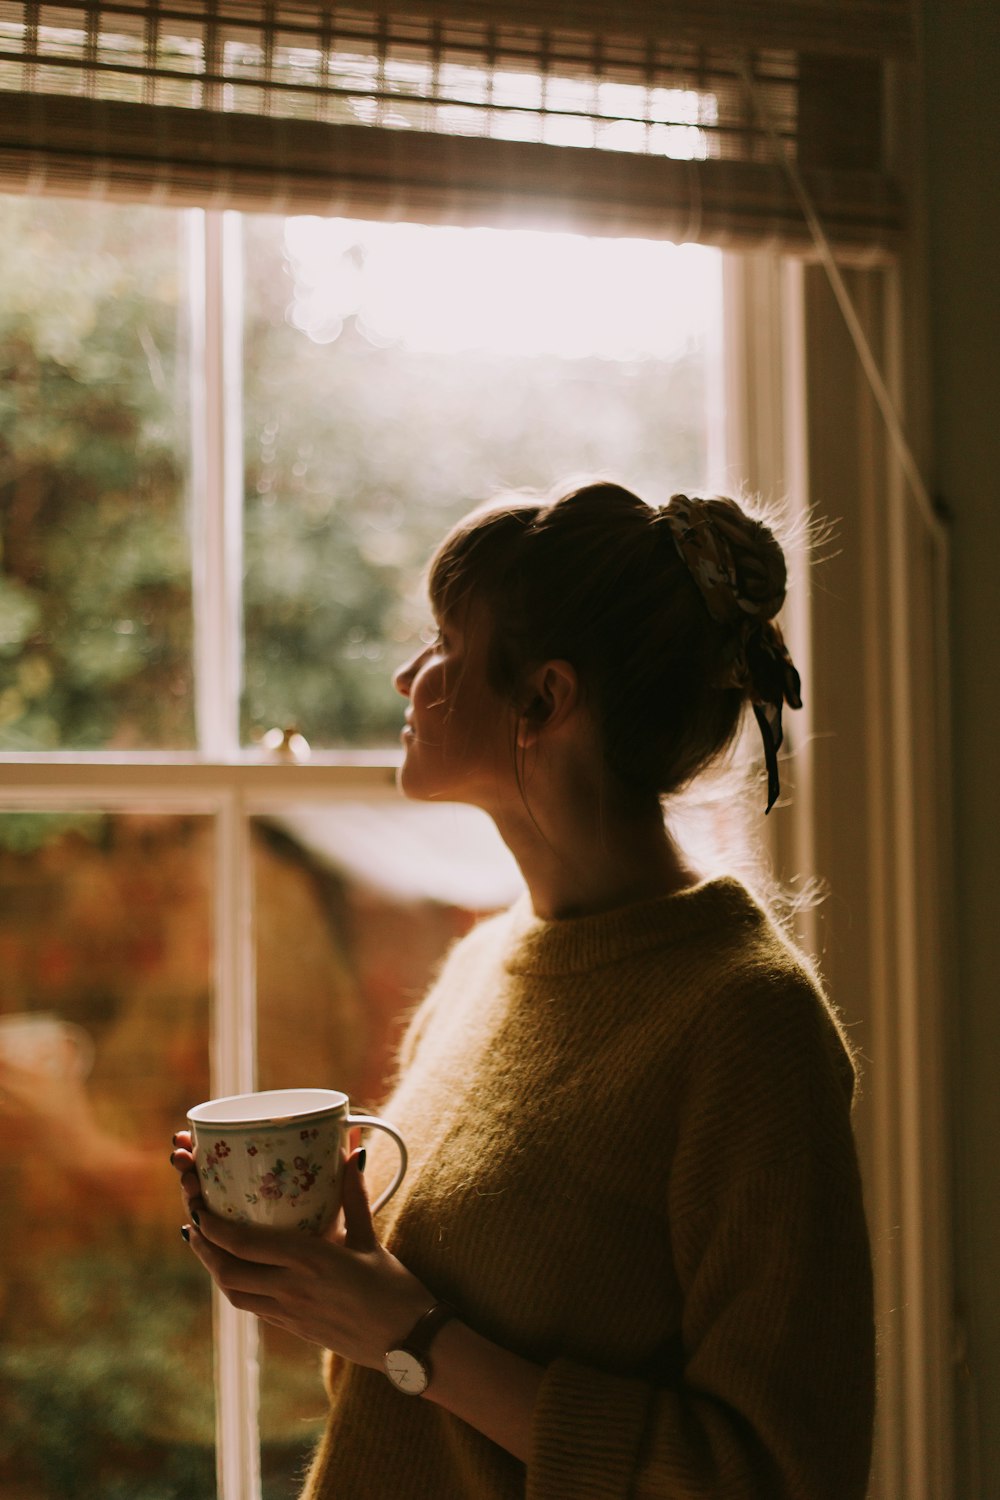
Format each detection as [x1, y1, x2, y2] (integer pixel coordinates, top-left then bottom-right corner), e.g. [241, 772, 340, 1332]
[301, 878, 875, 1500]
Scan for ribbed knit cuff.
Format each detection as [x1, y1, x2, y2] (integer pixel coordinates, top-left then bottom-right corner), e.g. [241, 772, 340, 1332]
[528, 1358, 652, 1500]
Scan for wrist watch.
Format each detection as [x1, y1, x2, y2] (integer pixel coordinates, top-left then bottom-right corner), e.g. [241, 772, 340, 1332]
[384, 1301, 456, 1395]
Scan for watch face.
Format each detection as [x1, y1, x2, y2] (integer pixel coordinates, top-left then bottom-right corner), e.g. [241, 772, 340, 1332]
[385, 1347, 429, 1395]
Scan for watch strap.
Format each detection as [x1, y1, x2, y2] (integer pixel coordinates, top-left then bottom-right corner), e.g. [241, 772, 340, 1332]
[398, 1300, 455, 1358]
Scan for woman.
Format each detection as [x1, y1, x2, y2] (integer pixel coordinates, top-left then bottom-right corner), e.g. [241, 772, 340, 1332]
[172, 482, 875, 1499]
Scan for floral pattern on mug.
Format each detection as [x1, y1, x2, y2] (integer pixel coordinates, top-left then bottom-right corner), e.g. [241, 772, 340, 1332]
[196, 1124, 343, 1230]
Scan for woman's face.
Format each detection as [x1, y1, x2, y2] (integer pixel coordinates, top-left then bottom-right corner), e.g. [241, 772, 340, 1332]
[393, 606, 514, 808]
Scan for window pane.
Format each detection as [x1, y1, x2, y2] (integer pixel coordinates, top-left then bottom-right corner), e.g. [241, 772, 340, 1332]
[0, 811, 215, 1499]
[251, 801, 519, 1494]
[241, 216, 722, 749]
[0, 196, 194, 750]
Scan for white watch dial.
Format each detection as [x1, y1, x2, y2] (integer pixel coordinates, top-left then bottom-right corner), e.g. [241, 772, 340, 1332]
[385, 1347, 429, 1395]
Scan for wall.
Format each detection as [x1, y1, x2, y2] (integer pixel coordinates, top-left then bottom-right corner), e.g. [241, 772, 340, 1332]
[921, 1, 1000, 1494]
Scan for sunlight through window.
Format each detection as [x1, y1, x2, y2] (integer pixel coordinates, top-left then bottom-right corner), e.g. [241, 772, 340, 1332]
[284, 220, 719, 359]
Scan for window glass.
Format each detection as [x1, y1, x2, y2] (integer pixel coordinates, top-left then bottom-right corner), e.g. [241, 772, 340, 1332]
[0, 196, 193, 750]
[0, 811, 215, 1499]
[240, 216, 722, 748]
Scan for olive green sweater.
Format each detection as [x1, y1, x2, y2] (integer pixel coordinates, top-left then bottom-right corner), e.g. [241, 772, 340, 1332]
[302, 878, 875, 1500]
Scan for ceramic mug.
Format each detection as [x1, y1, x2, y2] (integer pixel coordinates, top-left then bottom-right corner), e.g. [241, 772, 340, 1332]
[187, 1088, 408, 1233]
[0, 1012, 95, 1080]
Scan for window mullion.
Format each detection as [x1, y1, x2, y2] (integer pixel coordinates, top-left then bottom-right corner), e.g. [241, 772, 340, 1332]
[194, 214, 257, 1500]
[212, 788, 261, 1500]
[193, 207, 259, 1500]
[191, 209, 244, 758]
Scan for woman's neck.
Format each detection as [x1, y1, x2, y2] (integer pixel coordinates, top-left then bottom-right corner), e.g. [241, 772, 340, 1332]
[493, 795, 698, 922]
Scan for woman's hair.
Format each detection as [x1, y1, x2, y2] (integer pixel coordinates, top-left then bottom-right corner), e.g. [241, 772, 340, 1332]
[426, 480, 796, 808]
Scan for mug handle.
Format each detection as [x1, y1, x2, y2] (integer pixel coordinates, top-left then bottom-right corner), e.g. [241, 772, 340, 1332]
[345, 1113, 408, 1213]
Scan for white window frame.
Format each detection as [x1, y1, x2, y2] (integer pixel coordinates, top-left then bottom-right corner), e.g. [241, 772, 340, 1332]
[0, 217, 953, 1500]
[724, 252, 955, 1500]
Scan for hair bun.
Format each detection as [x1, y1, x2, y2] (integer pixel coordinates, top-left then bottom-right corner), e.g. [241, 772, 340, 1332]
[700, 497, 787, 621]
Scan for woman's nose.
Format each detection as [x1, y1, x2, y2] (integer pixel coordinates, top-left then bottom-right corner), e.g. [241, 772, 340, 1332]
[393, 654, 417, 696]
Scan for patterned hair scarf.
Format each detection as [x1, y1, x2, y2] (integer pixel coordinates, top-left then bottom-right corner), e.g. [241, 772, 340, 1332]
[661, 494, 803, 814]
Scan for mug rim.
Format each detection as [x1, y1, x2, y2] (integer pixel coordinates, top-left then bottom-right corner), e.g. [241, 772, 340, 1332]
[188, 1087, 349, 1128]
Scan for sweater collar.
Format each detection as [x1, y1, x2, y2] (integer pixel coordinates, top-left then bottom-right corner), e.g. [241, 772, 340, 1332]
[502, 877, 763, 976]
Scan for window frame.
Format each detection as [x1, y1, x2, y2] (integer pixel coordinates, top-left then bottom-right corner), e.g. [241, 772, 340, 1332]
[724, 250, 955, 1500]
[0, 215, 954, 1500]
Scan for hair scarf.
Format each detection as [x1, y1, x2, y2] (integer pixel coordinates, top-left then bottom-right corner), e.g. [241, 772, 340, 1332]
[661, 494, 802, 814]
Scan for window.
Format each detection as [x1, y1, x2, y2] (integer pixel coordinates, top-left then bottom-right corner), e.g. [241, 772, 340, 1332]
[0, 189, 724, 1498]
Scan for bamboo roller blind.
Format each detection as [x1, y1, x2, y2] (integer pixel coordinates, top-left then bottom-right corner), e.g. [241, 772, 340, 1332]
[0, 2, 910, 253]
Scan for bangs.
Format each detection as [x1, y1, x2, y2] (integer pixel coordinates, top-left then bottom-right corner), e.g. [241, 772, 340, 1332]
[426, 499, 540, 622]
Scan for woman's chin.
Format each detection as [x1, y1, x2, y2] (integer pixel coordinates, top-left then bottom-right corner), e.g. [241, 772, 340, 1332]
[396, 756, 429, 801]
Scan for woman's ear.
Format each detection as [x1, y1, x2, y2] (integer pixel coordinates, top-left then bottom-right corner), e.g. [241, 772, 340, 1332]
[515, 660, 579, 748]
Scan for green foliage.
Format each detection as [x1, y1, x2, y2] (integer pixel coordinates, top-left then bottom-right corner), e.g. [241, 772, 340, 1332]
[0, 809, 103, 853]
[0, 195, 710, 757]
[0, 1248, 215, 1499]
[0, 195, 193, 750]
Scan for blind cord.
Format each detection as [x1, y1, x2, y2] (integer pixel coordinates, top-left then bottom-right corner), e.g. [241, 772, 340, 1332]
[738, 56, 948, 549]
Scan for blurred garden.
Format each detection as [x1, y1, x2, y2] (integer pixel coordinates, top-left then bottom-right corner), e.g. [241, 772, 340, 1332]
[0, 196, 712, 752]
[0, 190, 715, 1495]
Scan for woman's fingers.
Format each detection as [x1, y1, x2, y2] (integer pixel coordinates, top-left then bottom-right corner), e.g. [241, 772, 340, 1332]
[169, 1134, 194, 1190]
[169, 1150, 200, 1200]
[179, 1183, 430, 1368]
[185, 1221, 286, 1299]
[183, 1212, 347, 1341]
[181, 1180, 203, 1221]
[341, 1149, 378, 1253]
[169, 1145, 194, 1176]
[169, 1136, 204, 1220]
[190, 1207, 311, 1267]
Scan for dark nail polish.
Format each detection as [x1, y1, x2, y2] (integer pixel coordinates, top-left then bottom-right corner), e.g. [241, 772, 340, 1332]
[169, 1151, 177, 1166]
[192, 1209, 200, 1227]
[172, 1134, 179, 1147]
[357, 1148, 367, 1175]
[181, 1225, 190, 1243]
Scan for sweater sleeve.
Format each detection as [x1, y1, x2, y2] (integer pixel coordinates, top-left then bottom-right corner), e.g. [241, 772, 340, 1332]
[528, 966, 875, 1500]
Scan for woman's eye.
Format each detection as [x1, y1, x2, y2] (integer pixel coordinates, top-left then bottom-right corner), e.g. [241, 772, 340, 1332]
[419, 624, 442, 647]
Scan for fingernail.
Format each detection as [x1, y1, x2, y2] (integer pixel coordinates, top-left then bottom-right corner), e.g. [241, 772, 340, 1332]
[169, 1151, 177, 1166]
[357, 1148, 367, 1175]
[192, 1209, 201, 1227]
[172, 1134, 179, 1147]
[180, 1225, 190, 1243]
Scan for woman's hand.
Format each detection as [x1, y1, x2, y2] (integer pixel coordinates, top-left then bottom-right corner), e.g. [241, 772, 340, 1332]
[169, 1129, 202, 1220]
[169, 1134, 544, 1460]
[170, 1137, 432, 1369]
